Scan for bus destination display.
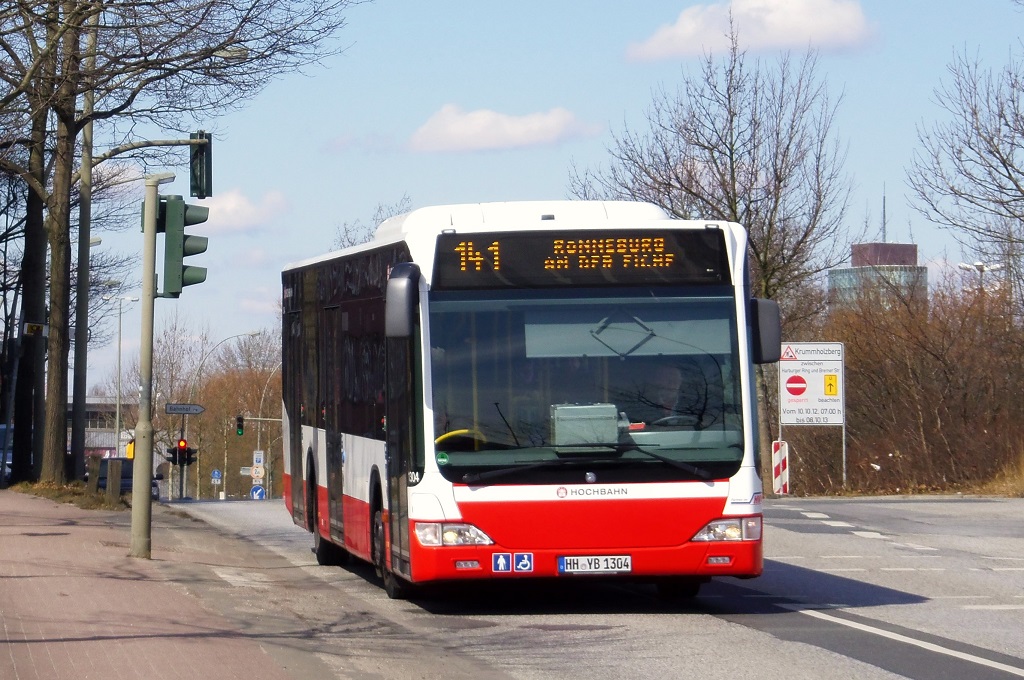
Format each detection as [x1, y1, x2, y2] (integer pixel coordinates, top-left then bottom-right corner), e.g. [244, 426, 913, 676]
[432, 229, 730, 289]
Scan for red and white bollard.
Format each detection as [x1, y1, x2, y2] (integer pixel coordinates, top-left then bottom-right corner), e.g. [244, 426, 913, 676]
[772, 440, 789, 495]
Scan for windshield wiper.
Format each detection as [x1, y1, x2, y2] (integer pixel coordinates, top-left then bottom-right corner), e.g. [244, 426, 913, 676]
[623, 444, 713, 480]
[461, 444, 713, 484]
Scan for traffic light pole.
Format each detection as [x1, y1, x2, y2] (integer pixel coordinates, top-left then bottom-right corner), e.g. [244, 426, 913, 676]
[130, 172, 174, 560]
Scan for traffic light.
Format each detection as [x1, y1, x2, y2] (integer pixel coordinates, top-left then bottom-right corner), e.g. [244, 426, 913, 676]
[160, 195, 209, 298]
[176, 437, 188, 465]
[165, 445, 180, 466]
[235, 415, 244, 436]
[190, 131, 213, 199]
[184, 447, 197, 466]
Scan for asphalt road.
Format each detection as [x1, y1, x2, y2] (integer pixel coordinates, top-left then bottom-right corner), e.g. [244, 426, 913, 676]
[174, 495, 1024, 679]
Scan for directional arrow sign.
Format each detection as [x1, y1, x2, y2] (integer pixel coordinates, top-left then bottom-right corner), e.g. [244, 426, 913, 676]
[165, 403, 205, 415]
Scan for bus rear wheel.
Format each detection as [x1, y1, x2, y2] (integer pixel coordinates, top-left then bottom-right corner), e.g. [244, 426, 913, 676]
[372, 508, 412, 600]
[311, 482, 346, 566]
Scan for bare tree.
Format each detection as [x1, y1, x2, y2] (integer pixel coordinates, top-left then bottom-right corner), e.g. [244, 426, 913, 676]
[0, 0, 357, 484]
[570, 30, 852, 309]
[907, 47, 1024, 308]
[333, 194, 412, 250]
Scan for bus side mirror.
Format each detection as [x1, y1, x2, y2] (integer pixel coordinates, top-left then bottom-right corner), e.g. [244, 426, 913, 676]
[385, 263, 421, 338]
[750, 298, 781, 364]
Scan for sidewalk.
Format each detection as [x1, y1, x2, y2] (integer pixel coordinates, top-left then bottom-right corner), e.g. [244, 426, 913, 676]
[0, 489, 296, 680]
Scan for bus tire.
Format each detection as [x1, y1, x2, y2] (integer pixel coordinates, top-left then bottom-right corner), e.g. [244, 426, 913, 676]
[372, 507, 411, 599]
[309, 472, 346, 566]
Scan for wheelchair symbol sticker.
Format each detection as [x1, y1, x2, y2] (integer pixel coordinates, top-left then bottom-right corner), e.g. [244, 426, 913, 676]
[513, 553, 533, 572]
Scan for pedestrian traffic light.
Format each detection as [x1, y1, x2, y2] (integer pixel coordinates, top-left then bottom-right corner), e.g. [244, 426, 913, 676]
[235, 415, 244, 436]
[160, 195, 209, 298]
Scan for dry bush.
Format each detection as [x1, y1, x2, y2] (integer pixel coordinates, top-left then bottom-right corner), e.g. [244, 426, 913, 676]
[779, 272, 1024, 495]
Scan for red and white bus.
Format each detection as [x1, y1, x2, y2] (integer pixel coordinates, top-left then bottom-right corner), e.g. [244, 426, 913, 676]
[281, 201, 780, 599]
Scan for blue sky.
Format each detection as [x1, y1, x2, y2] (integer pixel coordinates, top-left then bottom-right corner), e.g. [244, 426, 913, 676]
[88, 0, 1024, 389]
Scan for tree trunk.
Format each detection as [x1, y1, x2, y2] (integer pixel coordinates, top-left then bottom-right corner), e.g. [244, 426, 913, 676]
[11, 65, 55, 485]
[39, 8, 81, 485]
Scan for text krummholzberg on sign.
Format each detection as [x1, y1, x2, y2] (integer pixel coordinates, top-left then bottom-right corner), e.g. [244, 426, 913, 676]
[778, 342, 845, 425]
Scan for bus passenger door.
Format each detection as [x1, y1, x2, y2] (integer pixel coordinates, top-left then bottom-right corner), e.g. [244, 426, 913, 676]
[384, 263, 422, 581]
[284, 309, 306, 525]
[385, 337, 415, 580]
[323, 306, 344, 543]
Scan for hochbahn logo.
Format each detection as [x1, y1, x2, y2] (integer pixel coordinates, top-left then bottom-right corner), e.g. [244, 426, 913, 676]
[557, 486, 628, 498]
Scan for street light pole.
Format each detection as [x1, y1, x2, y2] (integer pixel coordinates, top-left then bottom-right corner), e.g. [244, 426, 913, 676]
[958, 261, 1004, 315]
[256, 362, 282, 498]
[958, 260, 1003, 290]
[103, 295, 139, 458]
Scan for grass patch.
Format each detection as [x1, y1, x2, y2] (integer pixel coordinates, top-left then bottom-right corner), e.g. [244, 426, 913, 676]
[980, 457, 1024, 498]
[9, 481, 133, 511]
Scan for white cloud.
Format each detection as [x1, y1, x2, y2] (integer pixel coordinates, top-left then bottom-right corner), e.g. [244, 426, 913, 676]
[204, 189, 288, 233]
[409, 104, 602, 152]
[627, 0, 874, 61]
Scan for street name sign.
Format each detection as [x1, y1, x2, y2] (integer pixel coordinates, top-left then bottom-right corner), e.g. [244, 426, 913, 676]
[165, 403, 205, 415]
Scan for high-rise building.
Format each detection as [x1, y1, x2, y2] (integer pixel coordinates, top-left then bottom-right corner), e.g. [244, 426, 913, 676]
[828, 243, 928, 305]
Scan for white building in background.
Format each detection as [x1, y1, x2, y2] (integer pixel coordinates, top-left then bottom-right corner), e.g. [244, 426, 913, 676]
[67, 395, 137, 459]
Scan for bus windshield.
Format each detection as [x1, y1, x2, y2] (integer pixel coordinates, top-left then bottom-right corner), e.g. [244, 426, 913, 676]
[427, 287, 745, 484]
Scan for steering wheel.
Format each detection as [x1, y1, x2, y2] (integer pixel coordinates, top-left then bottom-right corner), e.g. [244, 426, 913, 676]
[434, 428, 487, 445]
[651, 415, 700, 428]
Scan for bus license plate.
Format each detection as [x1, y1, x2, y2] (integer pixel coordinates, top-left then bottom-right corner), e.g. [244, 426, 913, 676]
[558, 555, 632, 574]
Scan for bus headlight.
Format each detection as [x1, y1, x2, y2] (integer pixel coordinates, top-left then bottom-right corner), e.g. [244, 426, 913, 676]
[415, 522, 494, 546]
[692, 517, 761, 542]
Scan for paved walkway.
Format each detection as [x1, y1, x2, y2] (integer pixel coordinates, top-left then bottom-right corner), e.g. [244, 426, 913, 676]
[0, 489, 296, 680]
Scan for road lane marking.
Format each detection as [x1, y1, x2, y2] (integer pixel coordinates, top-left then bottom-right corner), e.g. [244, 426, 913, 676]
[929, 595, 991, 599]
[785, 605, 1024, 677]
[801, 512, 831, 519]
[852, 531, 886, 539]
[822, 521, 855, 527]
[963, 605, 1024, 610]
